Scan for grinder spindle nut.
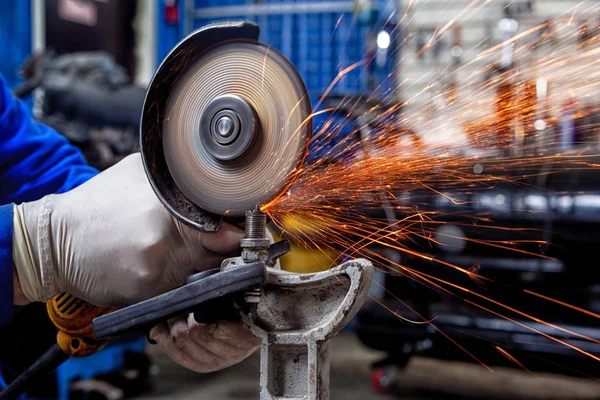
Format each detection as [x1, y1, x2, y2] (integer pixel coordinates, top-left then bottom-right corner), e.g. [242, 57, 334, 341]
[200, 94, 258, 161]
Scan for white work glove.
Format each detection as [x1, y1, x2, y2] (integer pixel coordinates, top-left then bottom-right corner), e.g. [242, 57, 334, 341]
[11, 153, 244, 306]
[149, 315, 259, 373]
[12, 152, 261, 372]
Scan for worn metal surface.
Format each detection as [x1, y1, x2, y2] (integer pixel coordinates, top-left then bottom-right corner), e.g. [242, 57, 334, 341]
[242, 260, 374, 400]
[142, 333, 600, 400]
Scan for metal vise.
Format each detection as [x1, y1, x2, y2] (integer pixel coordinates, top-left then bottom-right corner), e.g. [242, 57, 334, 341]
[242, 260, 373, 400]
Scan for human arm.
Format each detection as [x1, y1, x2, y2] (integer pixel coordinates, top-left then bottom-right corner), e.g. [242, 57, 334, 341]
[0, 71, 97, 325]
[0, 205, 14, 325]
[0, 74, 97, 205]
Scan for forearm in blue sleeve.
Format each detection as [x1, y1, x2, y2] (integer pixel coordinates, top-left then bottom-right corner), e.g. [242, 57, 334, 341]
[0, 74, 98, 204]
[0, 204, 14, 326]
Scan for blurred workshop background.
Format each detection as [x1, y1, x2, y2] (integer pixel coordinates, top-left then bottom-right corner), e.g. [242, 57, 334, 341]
[2, 0, 600, 399]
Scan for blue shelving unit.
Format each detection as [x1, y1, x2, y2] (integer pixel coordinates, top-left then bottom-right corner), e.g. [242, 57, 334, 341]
[156, 0, 401, 162]
[157, 0, 399, 103]
[0, 1, 32, 88]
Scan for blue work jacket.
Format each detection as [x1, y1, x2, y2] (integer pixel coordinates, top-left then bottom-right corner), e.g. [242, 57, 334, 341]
[0, 73, 98, 325]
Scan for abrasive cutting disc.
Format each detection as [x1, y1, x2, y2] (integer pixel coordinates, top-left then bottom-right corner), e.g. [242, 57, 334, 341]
[162, 42, 311, 217]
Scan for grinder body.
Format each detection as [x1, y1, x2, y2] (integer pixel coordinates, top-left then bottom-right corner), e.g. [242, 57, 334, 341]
[46, 293, 113, 357]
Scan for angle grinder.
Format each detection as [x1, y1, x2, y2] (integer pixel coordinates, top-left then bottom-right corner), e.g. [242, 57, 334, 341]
[0, 20, 312, 400]
[142, 19, 311, 228]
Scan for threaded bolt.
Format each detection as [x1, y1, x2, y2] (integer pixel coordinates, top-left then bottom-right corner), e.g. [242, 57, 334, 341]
[244, 287, 262, 304]
[240, 206, 270, 261]
[245, 206, 267, 239]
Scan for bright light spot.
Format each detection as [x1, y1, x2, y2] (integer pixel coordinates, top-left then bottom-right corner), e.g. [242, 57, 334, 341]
[524, 195, 548, 210]
[450, 45, 463, 58]
[499, 18, 518, 32]
[556, 196, 574, 209]
[435, 225, 466, 254]
[534, 119, 547, 131]
[536, 77, 548, 98]
[575, 195, 600, 208]
[377, 30, 391, 50]
[473, 163, 483, 174]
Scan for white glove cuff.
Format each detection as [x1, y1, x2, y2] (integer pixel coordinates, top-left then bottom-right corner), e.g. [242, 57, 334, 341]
[13, 204, 41, 302]
[37, 196, 60, 300]
[12, 197, 60, 302]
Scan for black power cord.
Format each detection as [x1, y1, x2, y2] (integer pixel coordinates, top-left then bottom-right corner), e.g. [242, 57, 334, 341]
[0, 344, 68, 400]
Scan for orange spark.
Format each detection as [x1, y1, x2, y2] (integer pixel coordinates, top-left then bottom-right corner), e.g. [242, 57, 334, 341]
[495, 346, 534, 374]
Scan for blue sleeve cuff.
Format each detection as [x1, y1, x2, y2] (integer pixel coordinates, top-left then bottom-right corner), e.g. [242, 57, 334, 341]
[0, 204, 14, 326]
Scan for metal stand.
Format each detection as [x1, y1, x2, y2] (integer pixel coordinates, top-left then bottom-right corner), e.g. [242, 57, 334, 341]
[243, 260, 373, 400]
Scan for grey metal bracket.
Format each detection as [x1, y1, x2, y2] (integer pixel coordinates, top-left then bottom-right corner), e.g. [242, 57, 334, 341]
[242, 259, 374, 400]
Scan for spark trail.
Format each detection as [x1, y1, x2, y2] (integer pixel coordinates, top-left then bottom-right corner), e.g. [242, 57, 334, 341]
[266, 0, 600, 376]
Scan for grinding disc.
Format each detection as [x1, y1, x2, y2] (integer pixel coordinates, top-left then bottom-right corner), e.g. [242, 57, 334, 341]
[162, 42, 311, 217]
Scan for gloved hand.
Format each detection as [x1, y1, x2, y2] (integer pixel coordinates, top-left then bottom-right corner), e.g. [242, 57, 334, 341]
[12, 153, 244, 307]
[149, 314, 259, 373]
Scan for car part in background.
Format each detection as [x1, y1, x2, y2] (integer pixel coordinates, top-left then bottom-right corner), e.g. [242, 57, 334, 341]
[13, 51, 145, 170]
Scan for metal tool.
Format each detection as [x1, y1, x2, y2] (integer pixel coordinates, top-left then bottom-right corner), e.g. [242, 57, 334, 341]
[141, 20, 312, 225]
[1, 20, 373, 400]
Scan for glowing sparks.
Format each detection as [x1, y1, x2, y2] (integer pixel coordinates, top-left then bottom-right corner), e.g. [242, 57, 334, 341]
[495, 346, 534, 374]
[315, 60, 368, 110]
[265, 1, 600, 375]
[524, 290, 600, 320]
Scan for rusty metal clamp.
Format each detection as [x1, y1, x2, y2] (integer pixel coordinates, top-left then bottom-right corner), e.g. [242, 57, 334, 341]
[242, 260, 374, 400]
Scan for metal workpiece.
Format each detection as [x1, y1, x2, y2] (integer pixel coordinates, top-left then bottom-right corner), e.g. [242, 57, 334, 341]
[241, 207, 271, 262]
[221, 209, 286, 305]
[219, 207, 273, 271]
[241, 259, 374, 400]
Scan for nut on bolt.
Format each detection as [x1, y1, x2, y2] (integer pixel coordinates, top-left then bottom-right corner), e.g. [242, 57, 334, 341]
[241, 206, 270, 262]
[237, 206, 270, 303]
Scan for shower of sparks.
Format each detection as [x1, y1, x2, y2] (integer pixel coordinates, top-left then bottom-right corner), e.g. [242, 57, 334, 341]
[265, 0, 600, 376]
